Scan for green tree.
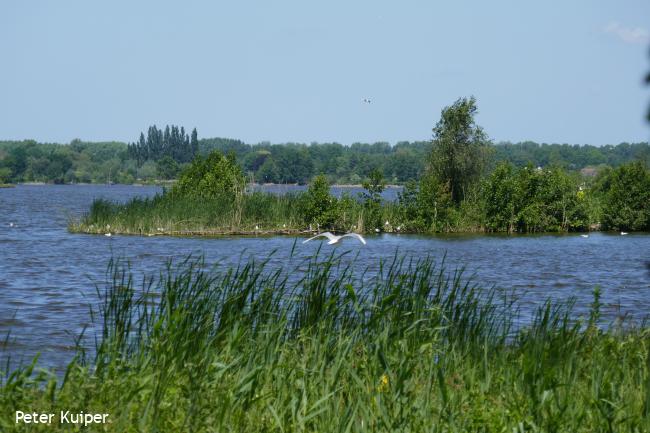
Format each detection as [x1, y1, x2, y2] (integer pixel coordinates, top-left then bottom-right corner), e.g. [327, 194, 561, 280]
[361, 168, 385, 231]
[416, 174, 454, 232]
[601, 161, 650, 231]
[156, 155, 180, 179]
[429, 96, 492, 204]
[0, 166, 12, 184]
[484, 162, 517, 233]
[173, 151, 245, 200]
[302, 175, 338, 229]
[257, 157, 280, 183]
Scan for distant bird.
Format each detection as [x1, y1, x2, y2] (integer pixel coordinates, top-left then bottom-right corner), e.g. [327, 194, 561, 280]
[104, 233, 112, 237]
[303, 232, 366, 245]
[363, 98, 371, 104]
[621, 232, 629, 236]
[580, 234, 589, 238]
[9, 222, 15, 227]
[374, 228, 380, 233]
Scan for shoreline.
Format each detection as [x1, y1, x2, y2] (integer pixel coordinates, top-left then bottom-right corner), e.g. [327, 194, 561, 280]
[11, 181, 406, 188]
[69, 225, 640, 238]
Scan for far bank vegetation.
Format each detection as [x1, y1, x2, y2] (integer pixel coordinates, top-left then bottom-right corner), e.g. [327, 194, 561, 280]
[71, 97, 650, 236]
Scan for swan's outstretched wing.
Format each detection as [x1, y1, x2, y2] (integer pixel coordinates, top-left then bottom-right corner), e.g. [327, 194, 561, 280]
[341, 233, 366, 245]
[303, 232, 337, 244]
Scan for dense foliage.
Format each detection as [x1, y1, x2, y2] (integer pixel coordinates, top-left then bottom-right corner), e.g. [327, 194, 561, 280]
[429, 96, 492, 204]
[597, 161, 650, 231]
[72, 96, 650, 235]
[127, 124, 199, 166]
[0, 137, 648, 185]
[3, 254, 650, 432]
[484, 163, 591, 233]
[171, 151, 244, 200]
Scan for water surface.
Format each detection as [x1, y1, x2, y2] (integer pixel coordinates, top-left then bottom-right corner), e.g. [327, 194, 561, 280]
[1, 184, 649, 369]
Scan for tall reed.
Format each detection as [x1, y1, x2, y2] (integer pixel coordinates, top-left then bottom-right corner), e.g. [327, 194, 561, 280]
[2, 252, 650, 432]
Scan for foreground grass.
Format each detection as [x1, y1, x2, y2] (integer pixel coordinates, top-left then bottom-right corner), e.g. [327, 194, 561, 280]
[2, 252, 650, 432]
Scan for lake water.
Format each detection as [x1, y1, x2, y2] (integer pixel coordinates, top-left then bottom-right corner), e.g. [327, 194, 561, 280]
[1, 184, 649, 369]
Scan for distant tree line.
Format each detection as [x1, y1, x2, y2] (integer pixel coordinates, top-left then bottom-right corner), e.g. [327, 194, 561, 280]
[0, 129, 648, 186]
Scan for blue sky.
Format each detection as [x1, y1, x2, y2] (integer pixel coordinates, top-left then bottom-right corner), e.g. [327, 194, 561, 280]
[1, 0, 649, 145]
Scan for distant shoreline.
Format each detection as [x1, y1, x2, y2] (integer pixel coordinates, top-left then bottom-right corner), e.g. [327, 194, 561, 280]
[12, 182, 405, 188]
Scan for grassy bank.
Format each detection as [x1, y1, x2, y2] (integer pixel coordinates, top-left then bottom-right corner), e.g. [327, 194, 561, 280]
[69, 191, 408, 236]
[2, 252, 649, 431]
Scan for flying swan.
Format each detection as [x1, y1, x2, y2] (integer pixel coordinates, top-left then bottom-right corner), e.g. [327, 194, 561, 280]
[302, 231, 367, 245]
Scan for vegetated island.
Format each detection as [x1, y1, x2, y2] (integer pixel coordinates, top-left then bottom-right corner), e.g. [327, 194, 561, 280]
[70, 97, 650, 237]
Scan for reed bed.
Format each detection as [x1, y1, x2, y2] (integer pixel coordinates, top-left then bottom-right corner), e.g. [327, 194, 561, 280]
[2, 251, 650, 432]
[69, 192, 405, 236]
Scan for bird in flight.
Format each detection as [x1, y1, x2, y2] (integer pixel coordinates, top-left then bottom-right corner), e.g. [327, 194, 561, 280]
[303, 231, 367, 245]
[363, 98, 371, 104]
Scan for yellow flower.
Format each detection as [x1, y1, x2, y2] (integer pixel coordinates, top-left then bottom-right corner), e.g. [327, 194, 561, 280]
[377, 374, 389, 392]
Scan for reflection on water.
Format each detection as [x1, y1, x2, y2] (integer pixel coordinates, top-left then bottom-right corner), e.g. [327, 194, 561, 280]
[1, 184, 649, 368]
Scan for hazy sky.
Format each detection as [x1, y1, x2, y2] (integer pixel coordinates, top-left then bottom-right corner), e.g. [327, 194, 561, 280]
[2, 1, 649, 145]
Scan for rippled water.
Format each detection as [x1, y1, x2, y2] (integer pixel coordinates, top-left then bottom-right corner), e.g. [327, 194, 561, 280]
[1, 185, 649, 369]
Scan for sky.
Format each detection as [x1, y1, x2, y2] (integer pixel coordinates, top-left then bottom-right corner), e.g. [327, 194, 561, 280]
[1, 0, 649, 146]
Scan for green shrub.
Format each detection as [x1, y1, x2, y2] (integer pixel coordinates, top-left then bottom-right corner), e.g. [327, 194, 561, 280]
[601, 161, 650, 230]
[172, 151, 244, 200]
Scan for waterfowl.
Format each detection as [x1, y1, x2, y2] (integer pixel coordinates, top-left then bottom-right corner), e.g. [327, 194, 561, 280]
[303, 232, 366, 245]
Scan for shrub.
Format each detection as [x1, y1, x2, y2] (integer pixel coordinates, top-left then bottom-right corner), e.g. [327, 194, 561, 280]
[172, 151, 245, 200]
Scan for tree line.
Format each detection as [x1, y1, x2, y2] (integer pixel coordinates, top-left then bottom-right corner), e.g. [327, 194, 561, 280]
[0, 129, 648, 186]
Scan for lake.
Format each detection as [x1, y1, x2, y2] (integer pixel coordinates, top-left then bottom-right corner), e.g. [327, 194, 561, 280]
[1, 184, 649, 369]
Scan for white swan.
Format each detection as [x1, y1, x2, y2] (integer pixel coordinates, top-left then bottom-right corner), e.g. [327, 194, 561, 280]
[620, 232, 628, 235]
[303, 231, 366, 245]
[580, 234, 589, 238]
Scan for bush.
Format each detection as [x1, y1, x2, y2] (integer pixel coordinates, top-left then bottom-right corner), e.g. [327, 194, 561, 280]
[301, 175, 339, 229]
[172, 151, 245, 200]
[601, 161, 650, 230]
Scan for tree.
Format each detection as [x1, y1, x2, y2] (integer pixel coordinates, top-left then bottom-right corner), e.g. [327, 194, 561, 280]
[0, 166, 12, 184]
[191, 128, 199, 156]
[257, 157, 280, 183]
[361, 168, 385, 231]
[601, 161, 650, 231]
[128, 125, 198, 165]
[156, 155, 180, 179]
[302, 175, 338, 228]
[484, 162, 517, 233]
[172, 151, 244, 200]
[429, 96, 492, 204]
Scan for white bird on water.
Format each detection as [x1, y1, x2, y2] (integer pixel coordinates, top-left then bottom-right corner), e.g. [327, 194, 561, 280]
[303, 231, 366, 245]
[620, 232, 628, 235]
[580, 234, 589, 238]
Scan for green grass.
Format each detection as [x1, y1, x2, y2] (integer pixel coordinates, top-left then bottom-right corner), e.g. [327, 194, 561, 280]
[69, 192, 407, 236]
[2, 251, 649, 432]
[70, 192, 307, 235]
